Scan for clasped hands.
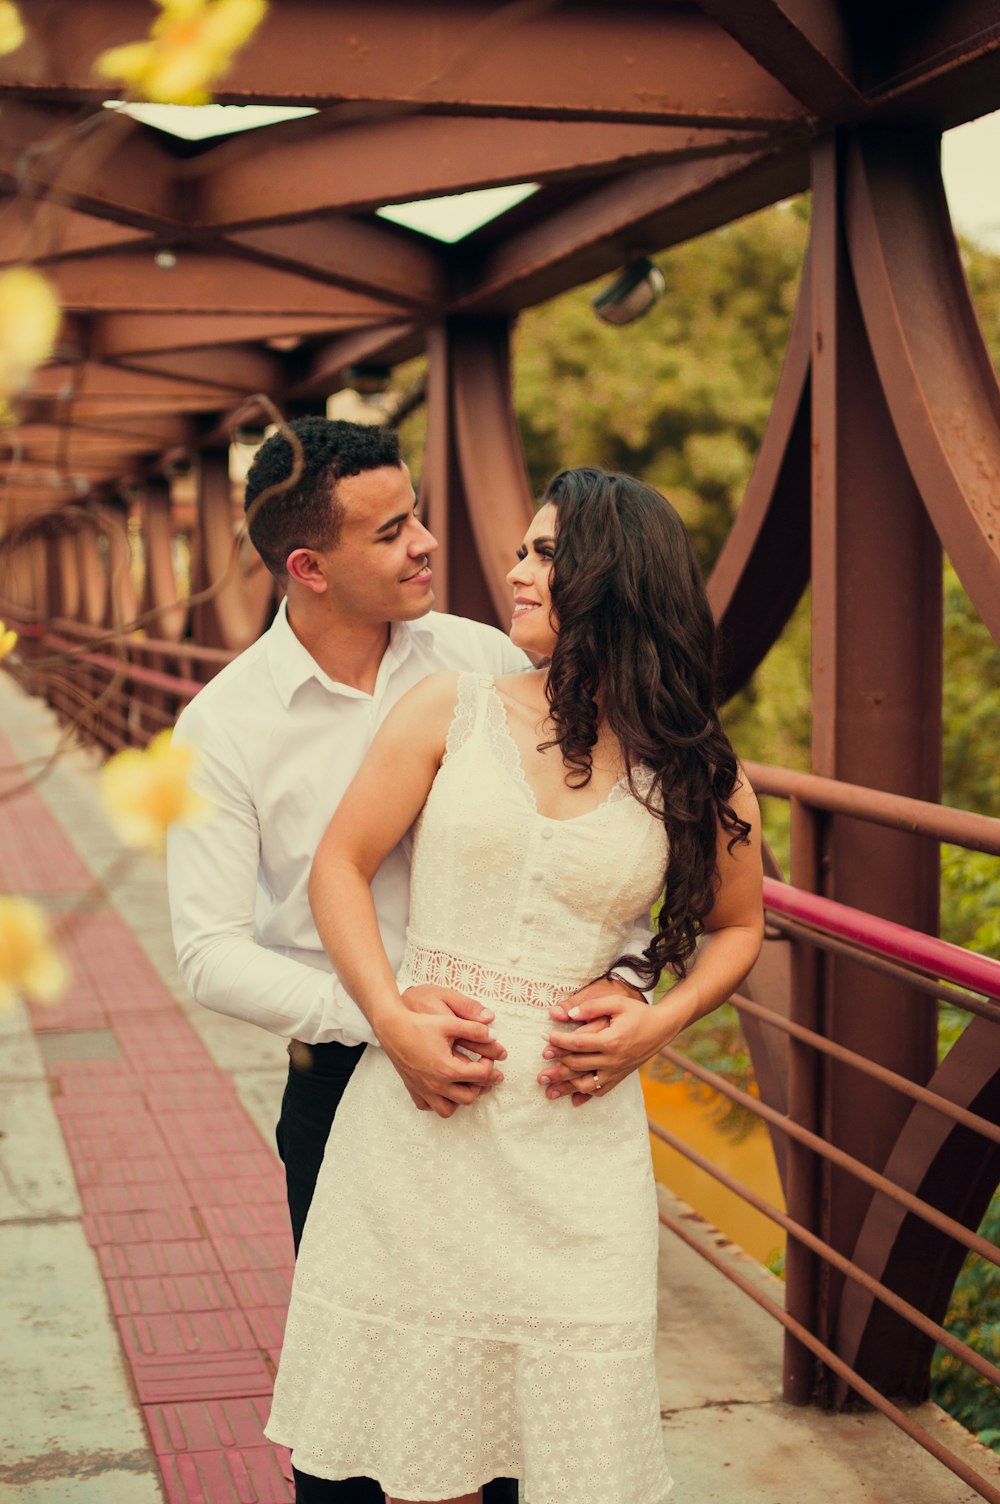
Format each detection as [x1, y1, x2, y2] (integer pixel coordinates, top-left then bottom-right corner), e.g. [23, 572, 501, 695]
[384, 977, 661, 1118]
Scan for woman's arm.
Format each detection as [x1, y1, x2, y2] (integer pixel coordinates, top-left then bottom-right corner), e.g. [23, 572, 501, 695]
[541, 775, 765, 1101]
[308, 672, 503, 1117]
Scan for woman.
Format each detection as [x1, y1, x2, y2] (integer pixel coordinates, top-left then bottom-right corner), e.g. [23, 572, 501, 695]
[266, 468, 763, 1503]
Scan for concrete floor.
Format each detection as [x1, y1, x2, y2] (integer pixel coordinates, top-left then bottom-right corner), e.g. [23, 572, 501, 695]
[0, 669, 994, 1503]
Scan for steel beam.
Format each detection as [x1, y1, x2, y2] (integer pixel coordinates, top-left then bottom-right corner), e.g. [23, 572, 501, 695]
[454, 146, 809, 315]
[290, 325, 422, 404]
[694, 0, 861, 116]
[92, 313, 359, 358]
[138, 474, 185, 642]
[110, 344, 289, 398]
[449, 316, 535, 626]
[2, 0, 807, 128]
[708, 246, 813, 699]
[416, 316, 533, 627]
[863, 5, 1000, 129]
[224, 217, 449, 310]
[809, 132, 941, 1402]
[46, 250, 403, 317]
[0, 101, 182, 229]
[197, 115, 774, 227]
[0, 199, 148, 262]
[845, 129, 1000, 644]
[189, 445, 270, 652]
[836, 1014, 1000, 1401]
[30, 361, 243, 405]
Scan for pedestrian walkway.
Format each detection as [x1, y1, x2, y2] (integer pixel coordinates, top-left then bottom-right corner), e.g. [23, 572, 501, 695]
[0, 670, 991, 1502]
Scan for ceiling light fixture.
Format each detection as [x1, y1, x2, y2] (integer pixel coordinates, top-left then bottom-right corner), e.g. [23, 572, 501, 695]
[592, 257, 665, 326]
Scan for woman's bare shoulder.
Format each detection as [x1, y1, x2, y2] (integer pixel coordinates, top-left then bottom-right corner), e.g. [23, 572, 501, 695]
[391, 670, 463, 723]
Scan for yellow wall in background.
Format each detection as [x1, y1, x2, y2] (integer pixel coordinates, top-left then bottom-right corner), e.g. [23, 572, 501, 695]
[642, 1070, 786, 1267]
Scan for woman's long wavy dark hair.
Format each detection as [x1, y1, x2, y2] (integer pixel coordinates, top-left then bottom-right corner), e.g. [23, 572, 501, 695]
[542, 467, 750, 987]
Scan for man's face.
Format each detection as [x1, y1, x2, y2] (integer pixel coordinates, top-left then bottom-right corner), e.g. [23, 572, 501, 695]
[318, 463, 437, 626]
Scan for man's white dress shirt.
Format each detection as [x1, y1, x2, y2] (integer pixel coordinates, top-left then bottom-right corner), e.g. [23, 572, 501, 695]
[168, 602, 529, 1047]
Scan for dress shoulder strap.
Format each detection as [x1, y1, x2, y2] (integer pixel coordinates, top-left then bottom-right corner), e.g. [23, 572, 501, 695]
[443, 673, 493, 760]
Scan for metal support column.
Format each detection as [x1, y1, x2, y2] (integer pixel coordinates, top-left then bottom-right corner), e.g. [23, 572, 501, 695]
[810, 131, 941, 1401]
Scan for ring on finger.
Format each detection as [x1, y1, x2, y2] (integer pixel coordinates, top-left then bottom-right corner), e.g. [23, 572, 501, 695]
[592, 1070, 601, 1092]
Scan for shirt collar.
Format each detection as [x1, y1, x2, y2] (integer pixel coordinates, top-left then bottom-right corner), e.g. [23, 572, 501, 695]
[265, 599, 436, 708]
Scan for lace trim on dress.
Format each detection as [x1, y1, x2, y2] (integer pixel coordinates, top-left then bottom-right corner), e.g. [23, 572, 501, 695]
[482, 682, 534, 794]
[400, 942, 584, 1012]
[485, 682, 658, 816]
[442, 672, 481, 761]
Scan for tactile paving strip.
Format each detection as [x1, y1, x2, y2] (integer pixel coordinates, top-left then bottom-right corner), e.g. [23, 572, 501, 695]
[30, 893, 295, 1500]
[0, 731, 95, 894]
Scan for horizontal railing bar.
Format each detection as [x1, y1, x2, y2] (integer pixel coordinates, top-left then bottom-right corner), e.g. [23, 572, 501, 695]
[48, 616, 234, 666]
[131, 700, 178, 728]
[745, 760, 1000, 857]
[763, 878, 1000, 1003]
[657, 1204, 1000, 1504]
[648, 1121, 1000, 1388]
[658, 1044, 1000, 1267]
[729, 993, 1000, 1145]
[767, 913, 1000, 1023]
[47, 636, 203, 700]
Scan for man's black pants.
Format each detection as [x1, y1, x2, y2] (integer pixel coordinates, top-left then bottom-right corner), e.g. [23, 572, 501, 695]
[276, 1040, 519, 1504]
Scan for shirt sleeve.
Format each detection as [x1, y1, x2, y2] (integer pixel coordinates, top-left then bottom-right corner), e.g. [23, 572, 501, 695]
[461, 619, 533, 674]
[609, 916, 656, 1001]
[167, 704, 377, 1048]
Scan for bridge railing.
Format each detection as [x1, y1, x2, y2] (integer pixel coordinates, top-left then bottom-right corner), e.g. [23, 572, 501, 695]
[654, 760, 1000, 1504]
[11, 618, 233, 752]
[5, 625, 999, 1501]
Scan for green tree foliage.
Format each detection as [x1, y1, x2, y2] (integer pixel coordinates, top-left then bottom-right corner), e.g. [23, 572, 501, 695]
[514, 198, 809, 573]
[931, 1197, 1000, 1451]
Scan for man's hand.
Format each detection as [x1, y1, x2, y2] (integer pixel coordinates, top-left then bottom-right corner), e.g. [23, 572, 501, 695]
[539, 978, 665, 1107]
[378, 985, 506, 1118]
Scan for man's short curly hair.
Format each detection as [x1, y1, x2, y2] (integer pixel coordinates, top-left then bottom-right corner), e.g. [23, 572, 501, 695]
[244, 416, 401, 578]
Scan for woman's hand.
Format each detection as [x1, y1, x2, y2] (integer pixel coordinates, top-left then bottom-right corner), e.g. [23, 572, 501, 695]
[539, 988, 672, 1107]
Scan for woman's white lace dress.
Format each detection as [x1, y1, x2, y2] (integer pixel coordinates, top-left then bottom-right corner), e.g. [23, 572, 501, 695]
[266, 675, 674, 1503]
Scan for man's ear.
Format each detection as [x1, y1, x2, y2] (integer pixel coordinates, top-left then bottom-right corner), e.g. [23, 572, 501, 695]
[286, 547, 328, 594]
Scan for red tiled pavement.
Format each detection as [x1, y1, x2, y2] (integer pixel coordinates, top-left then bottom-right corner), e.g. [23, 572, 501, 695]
[16, 774, 297, 1501]
[0, 731, 95, 894]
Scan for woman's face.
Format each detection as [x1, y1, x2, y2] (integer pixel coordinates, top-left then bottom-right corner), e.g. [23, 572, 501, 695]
[506, 502, 558, 657]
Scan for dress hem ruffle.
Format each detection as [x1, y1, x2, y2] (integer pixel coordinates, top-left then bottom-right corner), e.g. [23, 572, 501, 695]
[261, 1429, 676, 1504]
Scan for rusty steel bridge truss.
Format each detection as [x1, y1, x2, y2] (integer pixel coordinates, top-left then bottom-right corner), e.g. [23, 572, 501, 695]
[1, 4, 1000, 1499]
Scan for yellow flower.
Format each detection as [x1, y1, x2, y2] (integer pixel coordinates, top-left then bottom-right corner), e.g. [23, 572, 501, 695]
[0, 897, 69, 1009]
[0, 267, 61, 401]
[95, 0, 268, 106]
[101, 730, 209, 853]
[0, 621, 16, 660]
[0, 1, 25, 56]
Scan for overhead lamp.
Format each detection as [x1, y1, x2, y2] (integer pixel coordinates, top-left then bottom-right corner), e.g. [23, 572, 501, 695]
[344, 363, 391, 395]
[233, 423, 269, 446]
[592, 257, 665, 326]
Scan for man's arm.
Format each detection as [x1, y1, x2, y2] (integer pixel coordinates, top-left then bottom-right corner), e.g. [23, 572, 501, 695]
[167, 713, 376, 1046]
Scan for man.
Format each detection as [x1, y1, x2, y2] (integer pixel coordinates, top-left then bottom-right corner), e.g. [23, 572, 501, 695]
[168, 418, 648, 1504]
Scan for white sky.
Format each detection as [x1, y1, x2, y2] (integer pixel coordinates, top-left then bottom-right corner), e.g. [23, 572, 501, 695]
[108, 101, 1000, 251]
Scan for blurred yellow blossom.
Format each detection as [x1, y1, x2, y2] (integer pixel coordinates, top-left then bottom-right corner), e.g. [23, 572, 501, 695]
[101, 730, 209, 853]
[95, 0, 268, 106]
[0, 621, 16, 660]
[0, 267, 61, 413]
[0, 897, 69, 1009]
[0, 2, 25, 55]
